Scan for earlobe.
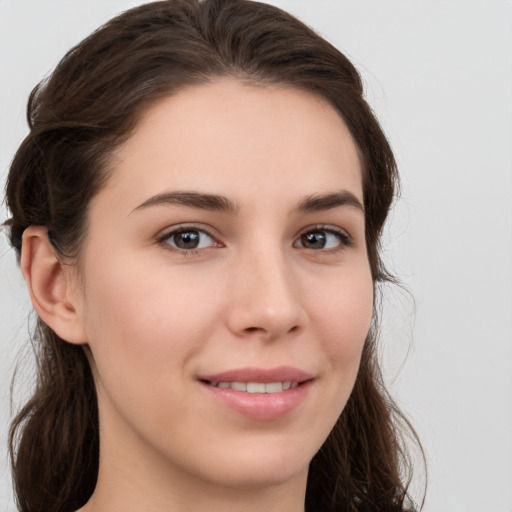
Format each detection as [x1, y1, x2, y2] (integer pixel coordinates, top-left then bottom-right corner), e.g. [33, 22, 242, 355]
[21, 226, 87, 345]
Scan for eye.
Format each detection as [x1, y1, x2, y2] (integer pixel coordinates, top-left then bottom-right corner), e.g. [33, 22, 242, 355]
[159, 227, 219, 252]
[295, 227, 352, 251]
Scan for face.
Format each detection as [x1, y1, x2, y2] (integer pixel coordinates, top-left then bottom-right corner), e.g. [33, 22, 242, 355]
[75, 79, 373, 496]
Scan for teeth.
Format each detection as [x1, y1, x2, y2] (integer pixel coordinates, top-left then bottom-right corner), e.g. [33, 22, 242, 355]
[264, 382, 283, 393]
[247, 382, 266, 393]
[210, 381, 298, 393]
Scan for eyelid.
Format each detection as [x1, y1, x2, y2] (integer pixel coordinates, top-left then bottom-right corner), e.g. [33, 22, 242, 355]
[294, 224, 354, 251]
[156, 223, 223, 253]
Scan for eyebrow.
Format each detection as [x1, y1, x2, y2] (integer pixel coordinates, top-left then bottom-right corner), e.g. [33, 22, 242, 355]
[132, 189, 364, 215]
[295, 191, 364, 214]
[132, 191, 239, 214]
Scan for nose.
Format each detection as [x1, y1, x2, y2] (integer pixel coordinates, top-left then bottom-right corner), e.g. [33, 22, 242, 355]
[226, 247, 307, 341]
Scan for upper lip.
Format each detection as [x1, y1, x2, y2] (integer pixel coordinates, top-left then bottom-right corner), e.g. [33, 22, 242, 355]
[198, 366, 314, 384]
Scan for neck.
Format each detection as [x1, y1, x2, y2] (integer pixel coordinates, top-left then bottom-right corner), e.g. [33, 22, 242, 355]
[79, 459, 307, 512]
[76, 412, 308, 512]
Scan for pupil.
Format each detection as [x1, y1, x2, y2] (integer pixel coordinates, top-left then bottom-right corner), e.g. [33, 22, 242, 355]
[175, 231, 200, 249]
[302, 231, 326, 249]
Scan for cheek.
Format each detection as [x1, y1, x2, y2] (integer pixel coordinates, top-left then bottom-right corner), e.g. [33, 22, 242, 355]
[311, 268, 373, 344]
[305, 264, 374, 397]
[80, 254, 227, 378]
[79, 257, 221, 431]
[296, 267, 373, 455]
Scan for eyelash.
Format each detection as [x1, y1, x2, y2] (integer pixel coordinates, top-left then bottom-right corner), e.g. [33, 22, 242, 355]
[295, 224, 354, 253]
[156, 224, 220, 255]
[156, 224, 353, 256]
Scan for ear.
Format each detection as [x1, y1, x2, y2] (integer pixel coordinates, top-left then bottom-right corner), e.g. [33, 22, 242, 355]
[21, 226, 88, 345]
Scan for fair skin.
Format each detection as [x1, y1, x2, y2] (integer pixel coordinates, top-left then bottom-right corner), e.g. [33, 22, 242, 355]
[22, 79, 373, 512]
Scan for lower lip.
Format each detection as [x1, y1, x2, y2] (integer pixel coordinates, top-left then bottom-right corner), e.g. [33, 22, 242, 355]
[200, 381, 313, 421]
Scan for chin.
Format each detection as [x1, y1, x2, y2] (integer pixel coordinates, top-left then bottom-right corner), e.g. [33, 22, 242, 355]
[211, 465, 307, 491]
[195, 443, 312, 490]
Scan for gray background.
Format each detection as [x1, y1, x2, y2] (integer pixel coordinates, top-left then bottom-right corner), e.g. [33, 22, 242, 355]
[1, 1, 511, 511]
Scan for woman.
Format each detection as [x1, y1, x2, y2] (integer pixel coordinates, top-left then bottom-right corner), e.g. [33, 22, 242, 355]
[4, 1, 422, 511]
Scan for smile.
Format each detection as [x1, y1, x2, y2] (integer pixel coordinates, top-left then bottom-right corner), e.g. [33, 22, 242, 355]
[206, 381, 299, 393]
[198, 367, 314, 420]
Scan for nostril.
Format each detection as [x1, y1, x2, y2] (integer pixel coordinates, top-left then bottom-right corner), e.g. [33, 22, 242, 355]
[243, 324, 300, 335]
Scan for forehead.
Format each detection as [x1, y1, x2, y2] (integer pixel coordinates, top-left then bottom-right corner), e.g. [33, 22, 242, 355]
[101, 78, 363, 212]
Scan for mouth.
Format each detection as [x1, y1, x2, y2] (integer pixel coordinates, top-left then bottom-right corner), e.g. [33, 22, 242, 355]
[197, 367, 314, 420]
[202, 380, 301, 393]
[198, 366, 313, 392]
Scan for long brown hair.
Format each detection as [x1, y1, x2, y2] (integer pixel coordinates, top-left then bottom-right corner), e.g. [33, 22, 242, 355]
[5, 1, 423, 511]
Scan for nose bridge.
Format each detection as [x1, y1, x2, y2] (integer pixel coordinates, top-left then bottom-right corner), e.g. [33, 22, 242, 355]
[227, 238, 306, 339]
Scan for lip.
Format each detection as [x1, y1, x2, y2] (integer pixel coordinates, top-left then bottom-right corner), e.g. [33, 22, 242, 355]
[199, 366, 314, 384]
[198, 366, 314, 421]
